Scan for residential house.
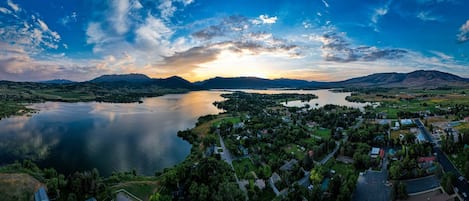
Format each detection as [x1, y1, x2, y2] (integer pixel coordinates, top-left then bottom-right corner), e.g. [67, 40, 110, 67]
[279, 159, 298, 172]
[34, 187, 50, 201]
[370, 147, 381, 158]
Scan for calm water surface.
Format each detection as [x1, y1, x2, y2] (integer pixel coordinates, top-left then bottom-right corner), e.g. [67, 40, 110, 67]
[227, 89, 372, 110]
[0, 91, 225, 176]
[0, 89, 368, 176]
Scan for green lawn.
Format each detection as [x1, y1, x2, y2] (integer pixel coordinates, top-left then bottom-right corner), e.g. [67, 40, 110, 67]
[455, 122, 469, 134]
[109, 181, 159, 201]
[450, 153, 467, 174]
[314, 128, 331, 139]
[212, 116, 241, 127]
[283, 144, 305, 160]
[233, 158, 256, 179]
[323, 159, 357, 177]
[251, 187, 276, 201]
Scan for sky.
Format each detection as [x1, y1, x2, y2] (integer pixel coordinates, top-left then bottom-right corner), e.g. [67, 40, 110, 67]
[0, 0, 468, 82]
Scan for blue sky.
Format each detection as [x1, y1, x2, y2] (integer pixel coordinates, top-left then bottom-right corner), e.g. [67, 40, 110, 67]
[0, 0, 468, 81]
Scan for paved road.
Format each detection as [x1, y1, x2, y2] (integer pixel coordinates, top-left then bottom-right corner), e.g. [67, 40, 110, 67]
[415, 119, 469, 200]
[218, 134, 248, 197]
[403, 175, 440, 194]
[353, 158, 391, 201]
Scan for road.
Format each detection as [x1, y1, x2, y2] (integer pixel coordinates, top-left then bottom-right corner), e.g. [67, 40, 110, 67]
[403, 175, 440, 194]
[415, 119, 469, 200]
[218, 134, 248, 197]
[353, 157, 391, 201]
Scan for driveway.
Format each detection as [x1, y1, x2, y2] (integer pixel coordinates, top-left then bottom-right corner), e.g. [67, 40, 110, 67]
[403, 175, 440, 194]
[353, 157, 391, 201]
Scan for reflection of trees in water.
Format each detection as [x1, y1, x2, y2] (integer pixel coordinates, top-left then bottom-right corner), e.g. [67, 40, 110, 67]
[0, 116, 59, 161]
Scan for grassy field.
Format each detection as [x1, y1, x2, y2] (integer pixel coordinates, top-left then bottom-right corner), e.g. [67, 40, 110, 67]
[233, 158, 256, 179]
[0, 173, 43, 201]
[449, 153, 466, 175]
[390, 129, 412, 140]
[109, 180, 159, 201]
[313, 128, 331, 139]
[455, 122, 469, 134]
[324, 159, 357, 176]
[283, 144, 305, 160]
[212, 116, 241, 127]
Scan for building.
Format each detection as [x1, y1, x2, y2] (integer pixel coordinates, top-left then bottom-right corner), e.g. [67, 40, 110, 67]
[416, 133, 427, 143]
[400, 119, 413, 125]
[34, 187, 50, 201]
[370, 147, 381, 158]
[279, 159, 298, 171]
[255, 179, 266, 190]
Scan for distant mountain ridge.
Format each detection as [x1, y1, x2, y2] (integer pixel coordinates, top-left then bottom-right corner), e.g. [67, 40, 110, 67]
[335, 70, 468, 88]
[89, 74, 152, 83]
[194, 77, 323, 89]
[39, 79, 76, 84]
[32, 70, 469, 89]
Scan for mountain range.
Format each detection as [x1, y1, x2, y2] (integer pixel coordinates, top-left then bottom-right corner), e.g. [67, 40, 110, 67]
[38, 70, 469, 89]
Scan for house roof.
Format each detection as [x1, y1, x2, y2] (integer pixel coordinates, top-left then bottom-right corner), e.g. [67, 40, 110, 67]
[371, 147, 380, 155]
[34, 187, 49, 201]
[279, 159, 298, 171]
[418, 156, 436, 163]
[400, 119, 413, 125]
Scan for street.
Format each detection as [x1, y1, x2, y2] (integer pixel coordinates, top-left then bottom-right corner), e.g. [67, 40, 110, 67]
[415, 119, 469, 201]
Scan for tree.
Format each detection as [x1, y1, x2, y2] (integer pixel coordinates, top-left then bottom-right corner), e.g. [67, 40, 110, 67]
[149, 193, 171, 201]
[310, 166, 325, 184]
[464, 161, 469, 179]
[393, 181, 408, 200]
[441, 172, 455, 194]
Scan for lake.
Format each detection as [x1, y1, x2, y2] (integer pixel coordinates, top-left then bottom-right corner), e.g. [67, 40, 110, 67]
[0, 89, 368, 176]
[225, 89, 372, 110]
[0, 91, 226, 176]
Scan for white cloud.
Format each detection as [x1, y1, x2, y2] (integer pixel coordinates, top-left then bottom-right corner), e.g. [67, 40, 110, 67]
[0, 7, 11, 14]
[135, 15, 173, 55]
[0, 5, 62, 53]
[158, 0, 176, 20]
[416, 11, 443, 22]
[36, 19, 61, 42]
[7, 0, 19, 12]
[59, 12, 78, 26]
[429, 50, 453, 60]
[178, 0, 194, 6]
[157, 0, 194, 20]
[371, 8, 388, 24]
[131, 0, 143, 9]
[251, 14, 278, 25]
[321, 0, 330, 8]
[457, 19, 469, 43]
[109, 0, 130, 34]
[86, 22, 106, 45]
[370, 0, 392, 32]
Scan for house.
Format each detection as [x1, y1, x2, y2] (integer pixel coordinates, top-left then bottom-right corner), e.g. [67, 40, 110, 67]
[85, 198, 97, 201]
[416, 133, 427, 143]
[233, 122, 245, 129]
[400, 119, 413, 125]
[379, 119, 390, 125]
[279, 159, 298, 171]
[34, 187, 50, 201]
[417, 156, 436, 169]
[238, 145, 249, 156]
[465, 117, 469, 122]
[370, 147, 381, 158]
[270, 172, 282, 185]
[255, 179, 266, 190]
